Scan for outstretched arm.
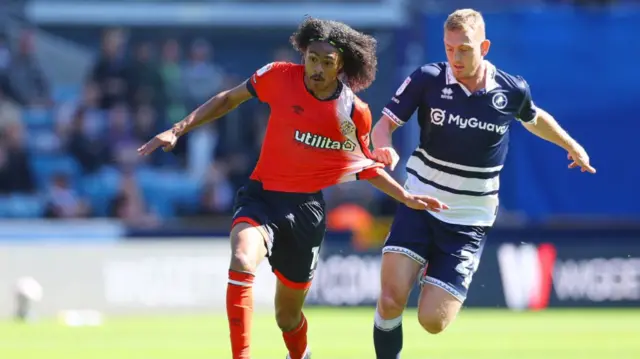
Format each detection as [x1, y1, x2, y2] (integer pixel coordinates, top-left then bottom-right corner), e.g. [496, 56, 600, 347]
[367, 168, 448, 212]
[173, 81, 253, 136]
[522, 107, 596, 173]
[138, 81, 253, 155]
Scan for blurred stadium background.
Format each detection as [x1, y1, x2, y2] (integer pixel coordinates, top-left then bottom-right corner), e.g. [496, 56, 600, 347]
[0, 0, 639, 358]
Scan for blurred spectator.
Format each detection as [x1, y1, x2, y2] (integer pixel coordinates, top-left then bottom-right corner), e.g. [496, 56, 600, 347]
[159, 38, 187, 126]
[64, 107, 109, 174]
[90, 28, 132, 109]
[0, 86, 21, 132]
[130, 41, 166, 109]
[107, 103, 143, 170]
[109, 172, 159, 228]
[44, 173, 91, 218]
[0, 121, 35, 194]
[182, 39, 225, 111]
[6, 28, 50, 107]
[57, 81, 105, 139]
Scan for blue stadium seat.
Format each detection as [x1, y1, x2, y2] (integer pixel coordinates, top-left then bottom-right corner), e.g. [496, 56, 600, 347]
[0, 195, 45, 218]
[52, 84, 81, 104]
[30, 155, 82, 189]
[80, 167, 121, 217]
[21, 108, 55, 128]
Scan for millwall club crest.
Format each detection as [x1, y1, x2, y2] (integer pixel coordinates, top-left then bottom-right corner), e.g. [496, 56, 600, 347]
[492, 93, 508, 110]
[340, 121, 356, 136]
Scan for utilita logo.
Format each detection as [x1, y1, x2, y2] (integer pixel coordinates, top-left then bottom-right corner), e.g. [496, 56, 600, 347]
[497, 243, 557, 311]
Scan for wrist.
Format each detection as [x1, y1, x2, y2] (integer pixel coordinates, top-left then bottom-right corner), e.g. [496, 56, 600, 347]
[171, 124, 184, 137]
[399, 190, 412, 204]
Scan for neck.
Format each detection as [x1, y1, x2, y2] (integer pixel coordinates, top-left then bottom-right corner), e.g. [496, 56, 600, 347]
[456, 62, 486, 93]
[304, 76, 339, 100]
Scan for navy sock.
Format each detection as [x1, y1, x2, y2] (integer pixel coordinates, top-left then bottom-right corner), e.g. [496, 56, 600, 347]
[373, 308, 403, 359]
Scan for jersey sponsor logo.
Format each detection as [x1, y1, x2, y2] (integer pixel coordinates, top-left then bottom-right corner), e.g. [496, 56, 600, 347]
[441, 87, 454, 100]
[492, 93, 508, 109]
[294, 130, 355, 151]
[430, 108, 509, 135]
[395, 77, 411, 96]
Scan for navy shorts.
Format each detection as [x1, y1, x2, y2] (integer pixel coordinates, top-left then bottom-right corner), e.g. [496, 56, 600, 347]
[231, 180, 326, 290]
[383, 204, 489, 302]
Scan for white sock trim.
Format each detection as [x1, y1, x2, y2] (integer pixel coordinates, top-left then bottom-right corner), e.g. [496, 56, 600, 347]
[374, 307, 402, 331]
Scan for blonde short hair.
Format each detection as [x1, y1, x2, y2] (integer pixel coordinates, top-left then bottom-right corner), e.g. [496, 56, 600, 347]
[444, 9, 486, 37]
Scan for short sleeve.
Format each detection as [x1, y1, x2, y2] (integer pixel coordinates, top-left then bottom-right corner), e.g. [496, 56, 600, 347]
[515, 77, 538, 124]
[246, 62, 292, 103]
[382, 64, 438, 126]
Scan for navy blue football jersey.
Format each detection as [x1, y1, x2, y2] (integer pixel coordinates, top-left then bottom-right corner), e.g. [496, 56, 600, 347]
[383, 61, 537, 226]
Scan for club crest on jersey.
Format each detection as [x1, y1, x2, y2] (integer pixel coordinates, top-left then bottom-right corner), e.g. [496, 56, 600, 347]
[395, 77, 411, 96]
[492, 93, 508, 109]
[294, 130, 355, 151]
[339, 121, 356, 136]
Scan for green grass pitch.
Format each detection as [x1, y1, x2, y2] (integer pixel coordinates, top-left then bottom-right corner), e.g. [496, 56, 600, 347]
[0, 308, 638, 359]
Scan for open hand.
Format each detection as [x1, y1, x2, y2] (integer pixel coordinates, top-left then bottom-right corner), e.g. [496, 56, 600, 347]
[137, 129, 179, 156]
[403, 194, 449, 213]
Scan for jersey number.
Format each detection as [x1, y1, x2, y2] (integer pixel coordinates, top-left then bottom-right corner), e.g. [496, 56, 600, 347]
[310, 246, 320, 271]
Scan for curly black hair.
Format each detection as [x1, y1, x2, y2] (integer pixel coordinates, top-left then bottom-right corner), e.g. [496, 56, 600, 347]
[290, 17, 378, 93]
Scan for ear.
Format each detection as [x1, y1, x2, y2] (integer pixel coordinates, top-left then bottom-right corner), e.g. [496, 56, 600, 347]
[480, 39, 491, 57]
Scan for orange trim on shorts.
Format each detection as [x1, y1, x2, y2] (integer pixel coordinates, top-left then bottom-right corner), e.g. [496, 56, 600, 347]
[232, 216, 262, 229]
[274, 269, 313, 290]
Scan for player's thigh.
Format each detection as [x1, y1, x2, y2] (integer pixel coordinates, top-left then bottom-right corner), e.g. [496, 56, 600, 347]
[417, 220, 488, 333]
[378, 204, 431, 316]
[271, 198, 325, 330]
[229, 185, 273, 273]
[378, 252, 423, 318]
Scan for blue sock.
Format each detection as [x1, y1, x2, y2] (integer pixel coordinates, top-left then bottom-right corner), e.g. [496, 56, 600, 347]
[373, 308, 403, 359]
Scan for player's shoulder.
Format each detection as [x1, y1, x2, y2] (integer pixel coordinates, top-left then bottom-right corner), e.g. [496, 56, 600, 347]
[493, 65, 530, 94]
[255, 61, 302, 78]
[412, 62, 446, 80]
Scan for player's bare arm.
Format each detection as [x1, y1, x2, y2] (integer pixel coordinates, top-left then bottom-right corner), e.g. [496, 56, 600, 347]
[137, 81, 253, 155]
[367, 168, 448, 212]
[522, 107, 596, 173]
[371, 115, 401, 170]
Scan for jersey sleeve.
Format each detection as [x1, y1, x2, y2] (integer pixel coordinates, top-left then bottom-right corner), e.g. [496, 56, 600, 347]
[352, 100, 384, 180]
[515, 76, 538, 124]
[246, 61, 292, 104]
[382, 64, 438, 126]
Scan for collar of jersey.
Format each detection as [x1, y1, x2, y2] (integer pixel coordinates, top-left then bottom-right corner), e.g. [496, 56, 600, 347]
[445, 61, 500, 96]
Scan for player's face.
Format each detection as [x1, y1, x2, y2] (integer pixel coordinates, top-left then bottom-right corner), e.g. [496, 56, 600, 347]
[303, 42, 343, 91]
[444, 29, 490, 79]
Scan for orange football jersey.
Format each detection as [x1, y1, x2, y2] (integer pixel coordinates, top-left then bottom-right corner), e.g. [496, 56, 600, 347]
[246, 61, 383, 193]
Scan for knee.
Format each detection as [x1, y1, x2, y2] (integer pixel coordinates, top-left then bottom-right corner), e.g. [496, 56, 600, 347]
[417, 310, 449, 335]
[377, 286, 409, 318]
[229, 250, 258, 273]
[275, 307, 302, 332]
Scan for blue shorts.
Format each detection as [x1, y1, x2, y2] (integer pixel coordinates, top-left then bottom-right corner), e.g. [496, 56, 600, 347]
[232, 180, 326, 290]
[383, 204, 489, 302]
